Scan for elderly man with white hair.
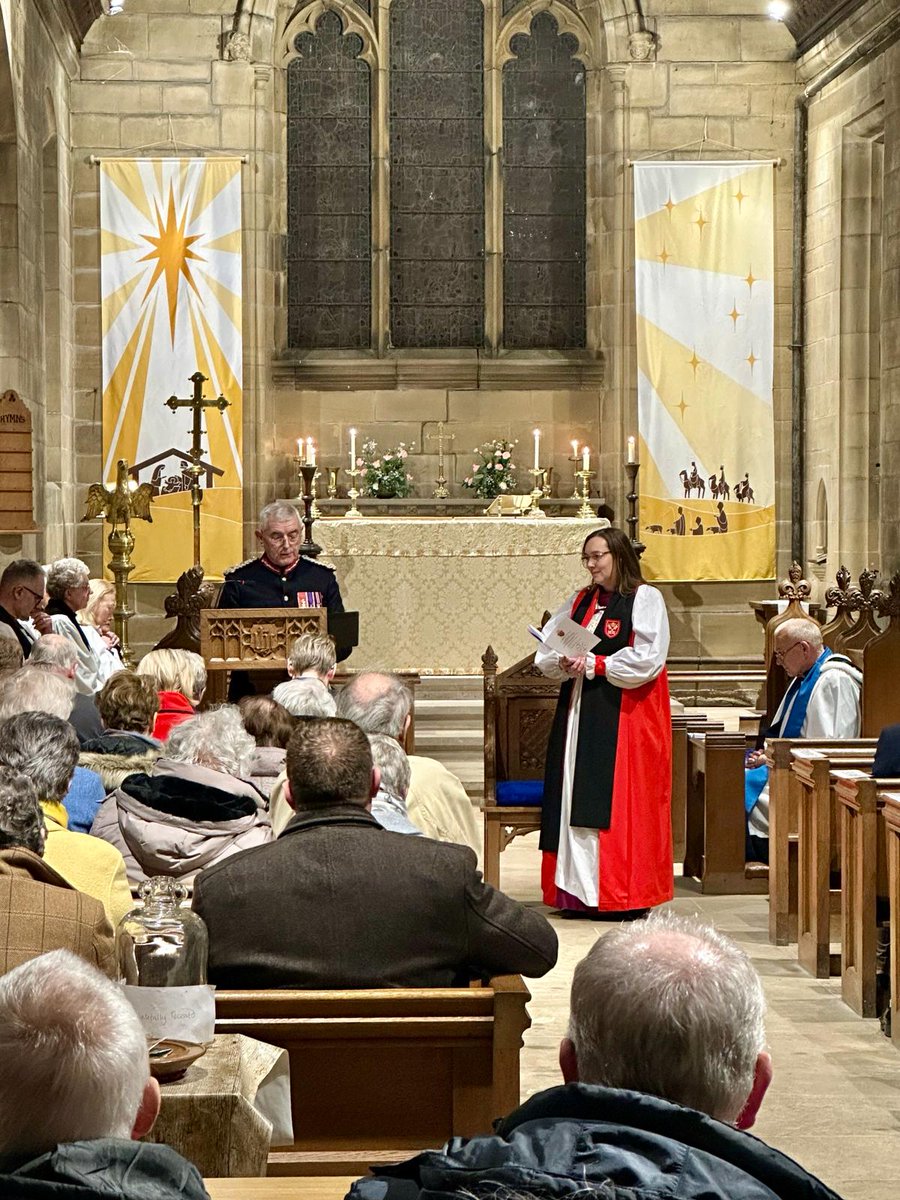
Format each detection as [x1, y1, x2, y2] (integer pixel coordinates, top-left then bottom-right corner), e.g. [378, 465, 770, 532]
[45, 557, 103, 694]
[0, 950, 209, 1198]
[30, 632, 105, 743]
[746, 616, 862, 862]
[349, 910, 844, 1200]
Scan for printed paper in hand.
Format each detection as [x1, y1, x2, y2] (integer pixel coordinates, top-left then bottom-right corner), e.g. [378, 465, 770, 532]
[528, 616, 600, 659]
[121, 984, 216, 1045]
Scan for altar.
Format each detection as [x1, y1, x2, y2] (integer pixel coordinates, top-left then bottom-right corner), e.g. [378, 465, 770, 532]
[315, 516, 596, 674]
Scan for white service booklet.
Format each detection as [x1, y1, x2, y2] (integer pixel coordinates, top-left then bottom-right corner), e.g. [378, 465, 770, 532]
[528, 615, 600, 659]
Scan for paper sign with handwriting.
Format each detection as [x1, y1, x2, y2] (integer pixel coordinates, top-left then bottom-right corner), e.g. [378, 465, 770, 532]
[121, 984, 216, 1044]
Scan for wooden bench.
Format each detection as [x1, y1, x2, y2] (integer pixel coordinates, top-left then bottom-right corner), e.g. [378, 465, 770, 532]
[881, 791, 900, 1049]
[791, 744, 877, 976]
[683, 730, 763, 894]
[214, 976, 530, 1175]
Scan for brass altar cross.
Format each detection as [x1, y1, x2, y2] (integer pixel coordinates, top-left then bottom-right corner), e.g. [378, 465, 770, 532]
[426, 421, 455, 499]
[165, 370, 229, 566]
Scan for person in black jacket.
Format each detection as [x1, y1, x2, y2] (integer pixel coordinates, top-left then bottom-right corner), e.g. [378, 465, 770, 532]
[0, 950, 209, 1200]
[347, 911, 844, 1200]
[872, 723, 900, 778]
[193, 717, 558, 989]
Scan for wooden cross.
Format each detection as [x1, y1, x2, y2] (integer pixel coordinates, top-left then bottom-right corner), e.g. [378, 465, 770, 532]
[426, 421, 455, 499]
[165, 370, 229, 567]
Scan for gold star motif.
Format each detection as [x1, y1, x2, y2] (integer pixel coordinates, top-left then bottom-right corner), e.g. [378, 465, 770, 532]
[734, 188, 746, 209]
[658, 245, 670, 265]
[744, 268, 756, 291]
[663, 196, 675, 214]
[688, 349, 701, 375]
[729, 300, 741, 329]
[694, 210, 707, 234]
[746, 348, 757, 371]
[676, 393, 689, 421]
[139, 185, 204, 343]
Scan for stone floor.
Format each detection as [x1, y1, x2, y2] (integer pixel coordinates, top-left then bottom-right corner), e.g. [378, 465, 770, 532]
[500, 832, 898, 1200]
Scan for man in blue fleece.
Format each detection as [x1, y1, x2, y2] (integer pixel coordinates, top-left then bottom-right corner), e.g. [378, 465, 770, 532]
[347, 911, 844, 1200]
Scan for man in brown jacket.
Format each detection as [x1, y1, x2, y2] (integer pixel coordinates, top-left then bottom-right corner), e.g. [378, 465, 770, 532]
[193, 718, 558, 989]
[0, 766, 116, 977]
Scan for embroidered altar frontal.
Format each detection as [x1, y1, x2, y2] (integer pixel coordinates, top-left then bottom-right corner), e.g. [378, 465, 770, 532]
[315, 517, 591, 674]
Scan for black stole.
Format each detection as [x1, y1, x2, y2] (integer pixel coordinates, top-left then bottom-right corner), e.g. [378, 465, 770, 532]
[46, 598, 91, 651]
[539, 589, 637, 849]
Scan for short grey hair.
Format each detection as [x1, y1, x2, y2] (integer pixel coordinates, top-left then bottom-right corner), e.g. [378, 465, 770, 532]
[165, 705, 256, 777]
[0, 630, 24, 673]
[0, 711, 80, 803]
[0, 766, 45, 855]
[46, 557, 90, 601]
[31, 634, 79, 673]
[776, 616, 823, 649]
[369, 733, 410, 799]
[567, 910, 766, 1124]
[287, 632, 336, 677]
[0, 950, 150, 1156]
[258, 501, 300, 530]
[273, 679, 336, 718]
[0, 666, 75, 722]
[336, 673, 412, 739]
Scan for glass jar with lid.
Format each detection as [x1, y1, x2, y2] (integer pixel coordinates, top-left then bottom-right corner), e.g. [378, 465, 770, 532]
[117, 876, 208, 986]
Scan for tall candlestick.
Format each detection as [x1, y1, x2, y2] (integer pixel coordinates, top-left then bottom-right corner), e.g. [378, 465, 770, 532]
[307, 437, 316, 467]
[571, 438, 579, 459]
[297, 437, 304, 463]
[533, 429, 541, 471]
[582, 446, 590, 471]
[627, 435, 637, 464]
[349, 427, 357, 471]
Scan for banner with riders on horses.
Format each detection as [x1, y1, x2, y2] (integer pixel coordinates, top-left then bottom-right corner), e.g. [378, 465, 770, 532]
[633, 161, 775, 582]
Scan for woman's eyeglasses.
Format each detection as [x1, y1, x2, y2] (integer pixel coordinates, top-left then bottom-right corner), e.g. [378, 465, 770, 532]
[581, 552, 611, 566]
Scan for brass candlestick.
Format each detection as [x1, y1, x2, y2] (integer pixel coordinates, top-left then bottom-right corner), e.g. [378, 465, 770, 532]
[625, 460, 646, 558]
[293, 456, 321, 517]
[541, 466, 553, 499]
[326, 468, 339, 500]
[527, 467, 546, 518]
[575, 469, 596, 519]
[344, 466, 362, 518]
[82, 458, 154, 666]
[568, 456, 581, 499]
[426, 421, 454, 499]
[298, 463, 322, 557]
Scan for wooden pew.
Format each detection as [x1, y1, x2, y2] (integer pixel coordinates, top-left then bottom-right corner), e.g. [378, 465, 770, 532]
[792, 744, 877, 976]
[834, 773, 895, 1017]
[683, 730, 763, 894]
[214, 976, 530, 1175]
[881, 791, 900, 1050]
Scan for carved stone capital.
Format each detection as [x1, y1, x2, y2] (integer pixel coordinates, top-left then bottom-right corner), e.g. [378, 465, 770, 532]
[627, 30, 656, 62]
[224, 31, 252, 62]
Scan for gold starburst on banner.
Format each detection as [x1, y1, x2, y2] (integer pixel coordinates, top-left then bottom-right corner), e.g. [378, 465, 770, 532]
[688, 348, 701, 375]
[747, 347, 758, 371]
[734, 187, 746, 209]
[663, 195, 675, 214]
[693, 210, 707, 234]
[745, 267, 756, 291]
[729, 300, 741, 328]
[658, 245, 670, 265]
[139, 185, 205, 341]
[676, 392, 689, 420]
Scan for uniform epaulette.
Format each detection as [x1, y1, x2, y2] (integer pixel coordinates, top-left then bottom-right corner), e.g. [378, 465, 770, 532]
[223, 556, 257, 576]
[301, 555, 335, 570]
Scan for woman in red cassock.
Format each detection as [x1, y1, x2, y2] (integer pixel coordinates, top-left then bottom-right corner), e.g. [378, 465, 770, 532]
[536, 527, 673, 916]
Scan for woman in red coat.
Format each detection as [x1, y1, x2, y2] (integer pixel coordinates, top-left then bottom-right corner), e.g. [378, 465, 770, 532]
[138, 648, 207, 741]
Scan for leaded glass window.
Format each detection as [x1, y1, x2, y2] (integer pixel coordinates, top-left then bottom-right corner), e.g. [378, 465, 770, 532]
[286, 11, 371, 349]
[389, 0, 484, 347]
[502, 12, 586, 349]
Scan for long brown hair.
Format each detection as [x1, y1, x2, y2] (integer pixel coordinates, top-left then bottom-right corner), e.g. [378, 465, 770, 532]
[582, 527, 645, 597]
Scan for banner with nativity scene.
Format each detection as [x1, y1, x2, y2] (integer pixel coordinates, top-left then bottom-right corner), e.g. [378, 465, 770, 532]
[633, 161, 776, 582]
[99, 157, 244, 581]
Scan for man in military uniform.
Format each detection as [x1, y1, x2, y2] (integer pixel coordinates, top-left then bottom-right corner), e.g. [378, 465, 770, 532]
[219, 501, 344, 616]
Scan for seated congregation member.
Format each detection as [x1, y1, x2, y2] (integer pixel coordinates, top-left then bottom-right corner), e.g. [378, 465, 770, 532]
[0, 665, 105, 834]
[369, 733, 423, 837]
[238, 695, 295, 800]
[273, 631, 338, 717]
[0, 558, 47, 659]
[746, 617, 862, 863]
[0, 768, 115, 977]
[45, 558, 103, 695]
[138, 647, 207, 740]
[79, 672, 161, 791]
[0, 628, 24, 677]
[0, 712, 132, 927]
[872, 723, 900, 778]
[0, 951, 209, 1199]
[77, 578, 123, 686]
[193, 718, 557, 989]
[30, 633, 104, 744]
[352, 910, 843, 1200]
[337, 672, 481, 860]
[91, 706, 272, 888]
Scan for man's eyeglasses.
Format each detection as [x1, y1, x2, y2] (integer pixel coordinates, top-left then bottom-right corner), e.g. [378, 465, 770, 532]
[774, 640, 802, 663]
[581, 552, 611, 566]
[17, 584, 45, 605]
[265, 531, 301, 544]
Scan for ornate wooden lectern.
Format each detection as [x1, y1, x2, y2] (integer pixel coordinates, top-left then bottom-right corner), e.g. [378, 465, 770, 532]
[200, 607, 331, 704]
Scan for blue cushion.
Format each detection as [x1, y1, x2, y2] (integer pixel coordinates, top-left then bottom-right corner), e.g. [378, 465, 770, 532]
[495, 779, 544, 806]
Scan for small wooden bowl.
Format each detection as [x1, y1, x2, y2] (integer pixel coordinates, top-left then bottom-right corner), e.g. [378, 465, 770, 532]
[148, 1039, 206, 1083]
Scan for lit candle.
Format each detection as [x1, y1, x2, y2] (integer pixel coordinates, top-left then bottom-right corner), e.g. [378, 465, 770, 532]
[349, 427, 357, 471]
[297, 438, 304, 463]
[533, 429, 541, 471]
[582, 446, 590, 472]
[307, 437, 316, 467]
[627, 436, 637, 464]
[571, 439, 579, 459]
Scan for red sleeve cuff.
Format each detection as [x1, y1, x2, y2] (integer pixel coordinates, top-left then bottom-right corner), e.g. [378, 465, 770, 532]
[595, 655, 607, 676]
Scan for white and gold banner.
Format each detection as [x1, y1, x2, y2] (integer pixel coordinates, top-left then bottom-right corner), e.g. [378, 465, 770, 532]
[100, 158, 243, 582]
[633, 161, 775, 582]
